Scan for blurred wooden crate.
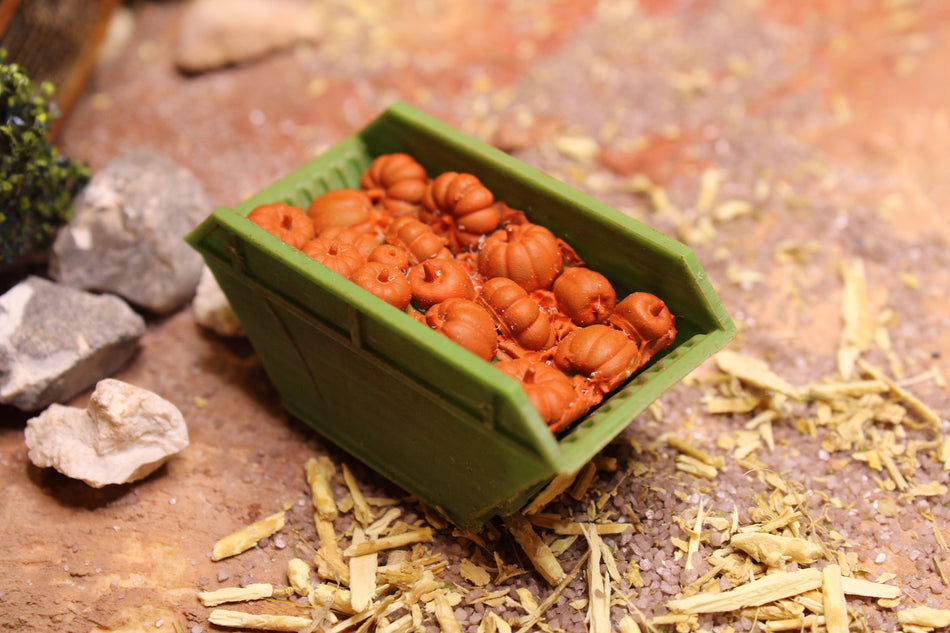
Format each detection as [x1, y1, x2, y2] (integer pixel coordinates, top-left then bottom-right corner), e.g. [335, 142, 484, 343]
[0, 0, 120, 136]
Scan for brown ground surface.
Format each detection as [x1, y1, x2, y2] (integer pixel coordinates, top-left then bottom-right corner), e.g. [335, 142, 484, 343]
[2, 1, 949, 632]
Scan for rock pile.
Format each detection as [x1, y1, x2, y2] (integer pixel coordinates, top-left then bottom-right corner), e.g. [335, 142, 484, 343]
[2, 148, 237, 487]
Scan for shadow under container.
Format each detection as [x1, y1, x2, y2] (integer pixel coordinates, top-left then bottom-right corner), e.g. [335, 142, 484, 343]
[186, 103, 736, 529]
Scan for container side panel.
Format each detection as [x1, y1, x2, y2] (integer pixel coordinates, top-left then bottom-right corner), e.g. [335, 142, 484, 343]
[356, 312, 561, 459]
[207, 263, 319, 405]
[271, 298, 556, 528]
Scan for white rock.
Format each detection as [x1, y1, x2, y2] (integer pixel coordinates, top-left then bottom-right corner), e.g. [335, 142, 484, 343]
[192, 266, 244, 337]
[175, 0, 323, 73]
[24, 379, 189, 487]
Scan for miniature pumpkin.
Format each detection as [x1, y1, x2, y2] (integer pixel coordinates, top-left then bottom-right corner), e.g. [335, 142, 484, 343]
[319, 225, 380, 259]
[301, 237, 365, 278]
[552, 267, 617, 327]
[360, 153, 428, 215]
[553, 324, 641, 392]
[407, 258, 475, 310]
[477, 222, 563, 292]
[349, 262, 412, 310]
[367, 243, 410, 272]
[385, 216, 451, 265]
[422, 171, 500, 247]
[494, 359, 578, 431]
[607, 292, 677, 360]
[478, 277, 554, 352]
[307, 188, 375, 234]
[425, 298, 498, 361]
[246, 202, 315, 250]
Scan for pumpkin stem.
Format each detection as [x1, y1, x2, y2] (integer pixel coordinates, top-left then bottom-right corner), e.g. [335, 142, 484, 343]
[423, 261, 439, 282]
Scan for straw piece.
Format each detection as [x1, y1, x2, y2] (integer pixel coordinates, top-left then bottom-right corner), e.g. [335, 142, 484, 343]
[306, 457, 338, 521]
[314, 518, 349, 584]
[433, 591, 464, 633]
[211, 510, 286, 561]
[341, 464, 374, 526]
[667, 569, 823, 614]
[822, 564, 848, 633]
[208, 609, 311, 631]
[310, 582, 355, 616]
[287, 558, 311, 596]
[502, 513, 565, 586]
[197, 583, 274, 607]
[581, 524, 611, 633]
[730, 533, 822, 566]
[715, 350, 801, 398]
[342, 528, 433, 557]
[896, 607, 950, 628]
[348, 526, 377, 612]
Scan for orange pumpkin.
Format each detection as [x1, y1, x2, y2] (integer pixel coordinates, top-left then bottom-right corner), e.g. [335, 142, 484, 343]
[385, 216, 451, 265]
[407, 258, 475, 310]
[246, 202, 315, 250]
[494, 359, 580, 431]
[478, 277, 554, 352]
[307, 188, 375, 234]
[552, 267, 617, 327]
[553, 324, 641, 392]
[425, 298, 497, 361]
[301, 237, 365, 278]
[319, 225, 380, 259]
[422, 172, 500, 249]
[360, 153, 428, 216]
[607, 292, 677, 360]
[367, 243, 410, 272]
[477, 223, 563, 292]
[349, 262, 412, 310]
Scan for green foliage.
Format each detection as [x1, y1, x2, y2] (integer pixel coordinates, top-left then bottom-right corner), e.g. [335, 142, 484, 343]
[1, 48, 90, 263]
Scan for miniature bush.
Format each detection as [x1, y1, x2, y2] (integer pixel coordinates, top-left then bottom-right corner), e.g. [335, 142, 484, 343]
[0, 48, 90, 264]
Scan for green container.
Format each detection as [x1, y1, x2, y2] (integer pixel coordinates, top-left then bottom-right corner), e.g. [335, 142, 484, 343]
[186, 102, 735, 528]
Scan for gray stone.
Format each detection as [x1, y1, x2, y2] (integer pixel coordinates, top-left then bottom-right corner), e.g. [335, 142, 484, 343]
[175, 0, 323, 73]
[0, 276, 146, 411]
[192, 266, 245, 337]
[49, 149, 211, 314]
[24, 378, 189, 487]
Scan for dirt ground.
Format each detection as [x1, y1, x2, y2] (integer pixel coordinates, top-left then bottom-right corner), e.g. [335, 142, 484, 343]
[1, 1, 949, 632]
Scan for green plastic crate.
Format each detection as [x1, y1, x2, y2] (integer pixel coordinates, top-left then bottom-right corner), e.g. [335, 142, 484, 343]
[186, 102, 736, 528]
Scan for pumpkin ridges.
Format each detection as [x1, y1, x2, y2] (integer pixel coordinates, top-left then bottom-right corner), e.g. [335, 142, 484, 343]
[385, 216, 450, 265]
[307, 188, 375, 234]
[349, 261, 412, 310]
[247, 202, 315, 250]
[407, 258, 476, 310]
[553, 267, 617, 326]
[426, 298, 497, 361]
[494, 359, 582, 430]
[477, 223, 562, 291]
[554, 324, 641, 392]
[478, 277, 554, 352]
[301, 237, 365, 278]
